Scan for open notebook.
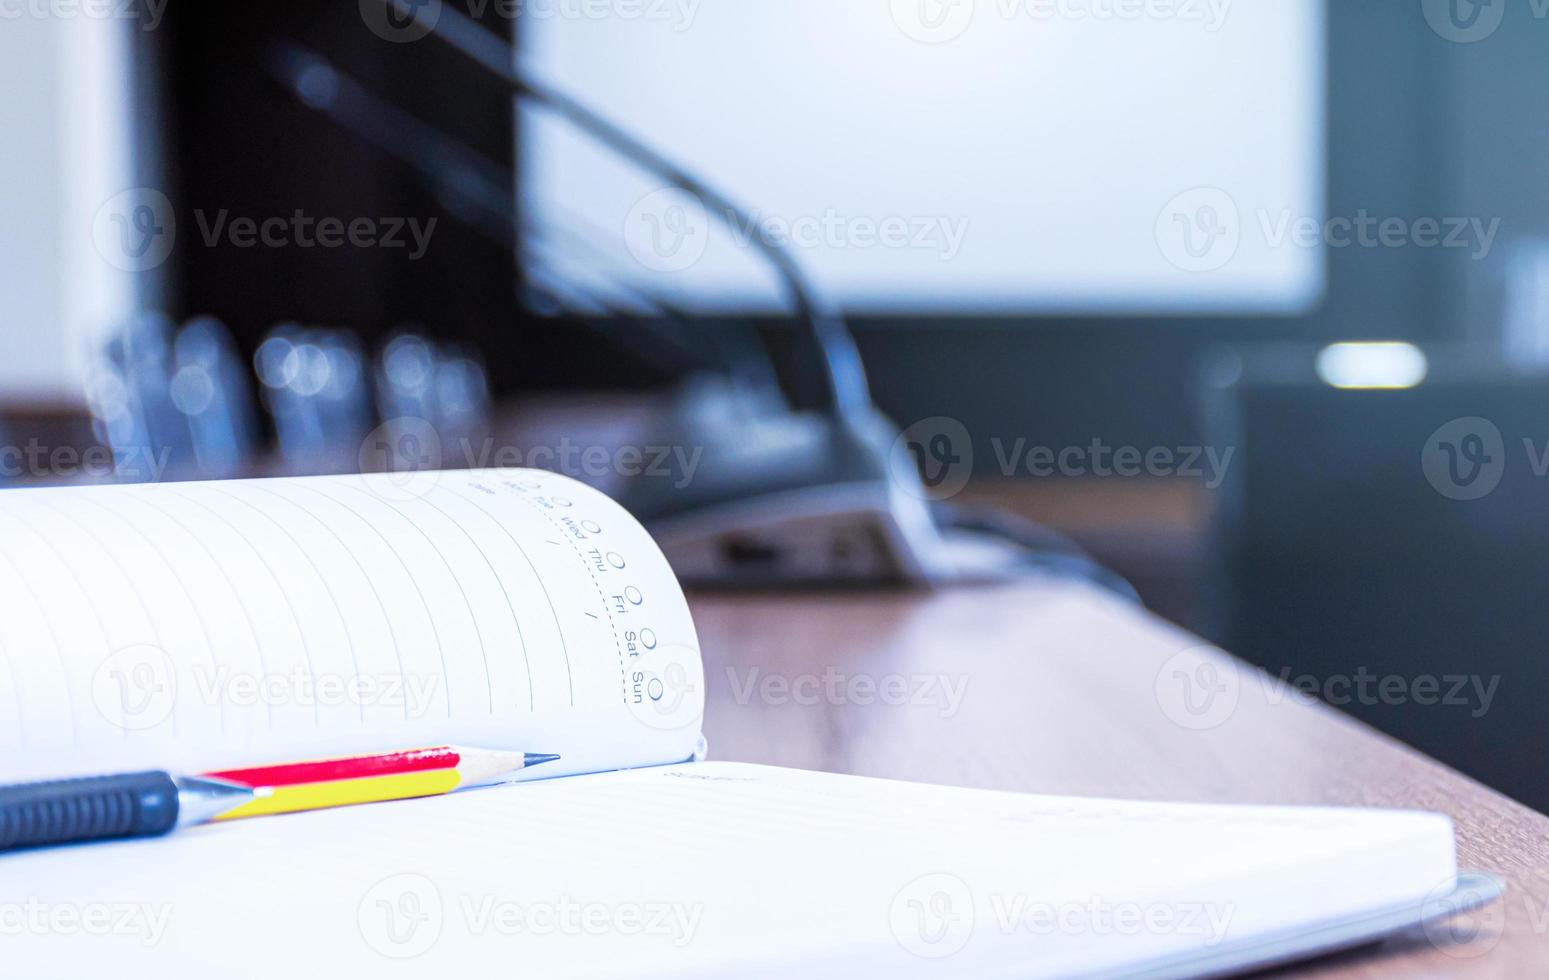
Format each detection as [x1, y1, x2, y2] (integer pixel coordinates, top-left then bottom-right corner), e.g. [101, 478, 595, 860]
[0, 470, 1494, 977]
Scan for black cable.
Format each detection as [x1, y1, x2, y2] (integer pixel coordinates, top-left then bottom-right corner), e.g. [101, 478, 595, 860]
[265, 42, 728, 377]
[933, 501, 1143, 603]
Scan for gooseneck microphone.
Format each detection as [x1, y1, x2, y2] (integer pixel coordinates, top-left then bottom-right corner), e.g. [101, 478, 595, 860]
[361, 0, 874, 424]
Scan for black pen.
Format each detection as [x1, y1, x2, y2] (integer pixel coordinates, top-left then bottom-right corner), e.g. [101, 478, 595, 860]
[0, 771, 255, 853]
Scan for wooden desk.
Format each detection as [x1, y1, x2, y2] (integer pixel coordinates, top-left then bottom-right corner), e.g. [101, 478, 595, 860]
[691, 582, 1549, 977]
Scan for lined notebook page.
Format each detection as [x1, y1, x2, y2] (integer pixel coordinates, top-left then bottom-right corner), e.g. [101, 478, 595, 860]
[0, 469, 703, 780]
[0, 762, 1457, 979]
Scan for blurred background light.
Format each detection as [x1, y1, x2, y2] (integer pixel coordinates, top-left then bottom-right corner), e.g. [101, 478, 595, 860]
[1315, 342, 1429, 390]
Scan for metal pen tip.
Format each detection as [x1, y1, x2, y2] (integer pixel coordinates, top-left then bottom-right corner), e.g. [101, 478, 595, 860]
[173, 775, 258, 826]
[523, 753, 561, 769]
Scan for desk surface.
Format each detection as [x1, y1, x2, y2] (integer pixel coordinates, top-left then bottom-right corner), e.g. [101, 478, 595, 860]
[691, 582, 1549, 977]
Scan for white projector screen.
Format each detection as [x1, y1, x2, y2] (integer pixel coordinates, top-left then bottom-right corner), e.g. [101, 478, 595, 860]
[519, 1, 1325, 316]
[0, 16, 136, 402]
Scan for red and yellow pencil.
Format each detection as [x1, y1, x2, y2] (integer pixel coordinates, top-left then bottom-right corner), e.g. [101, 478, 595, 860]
[204, 746, 560, 820]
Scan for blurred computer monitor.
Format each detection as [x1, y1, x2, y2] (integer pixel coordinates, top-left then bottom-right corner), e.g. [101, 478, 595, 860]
[520, 1, 1326, 317]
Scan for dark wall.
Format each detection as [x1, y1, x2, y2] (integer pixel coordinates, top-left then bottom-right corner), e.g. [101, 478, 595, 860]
[1204, 356, 1549, 812]
[149, 2, 522, 381]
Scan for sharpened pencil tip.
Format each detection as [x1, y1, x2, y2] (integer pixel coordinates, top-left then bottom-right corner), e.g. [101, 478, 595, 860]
[523, 753, 561, 769]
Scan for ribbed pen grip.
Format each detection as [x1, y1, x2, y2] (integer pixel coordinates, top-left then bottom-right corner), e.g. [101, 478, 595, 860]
[0, 771, 179, 851]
